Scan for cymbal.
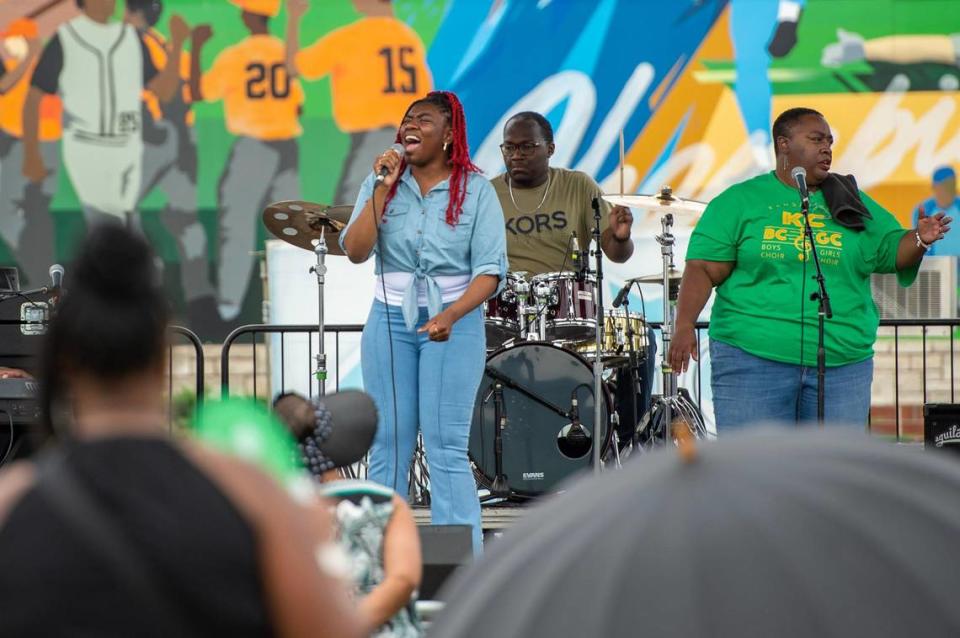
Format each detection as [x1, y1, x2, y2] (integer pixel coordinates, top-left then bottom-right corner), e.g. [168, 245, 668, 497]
[602, 190, 706, 215]
[262, 201, 353, 253]
[634, 269, 683, 285]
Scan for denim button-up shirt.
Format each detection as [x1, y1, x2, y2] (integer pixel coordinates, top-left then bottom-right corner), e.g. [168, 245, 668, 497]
[341, 167, 508, 331]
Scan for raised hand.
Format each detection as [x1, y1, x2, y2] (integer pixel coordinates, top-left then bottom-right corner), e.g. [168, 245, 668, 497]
[169, 14, 190, 46]
[917, 207, 953, 246]
[191, 24, 213, 47]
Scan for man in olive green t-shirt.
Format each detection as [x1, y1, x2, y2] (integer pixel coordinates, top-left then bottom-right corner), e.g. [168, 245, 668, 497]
[491, 111, 653, 450]
[490, 112, 634, 276]
[668, 107, 951, 431]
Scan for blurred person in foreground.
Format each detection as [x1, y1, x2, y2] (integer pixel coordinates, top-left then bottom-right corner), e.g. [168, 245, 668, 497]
[275, 391, 423, 637]
[0, 222, 361, 638]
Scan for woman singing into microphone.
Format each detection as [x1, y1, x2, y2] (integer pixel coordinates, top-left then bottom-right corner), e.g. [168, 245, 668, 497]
[340, 91, 507, 553]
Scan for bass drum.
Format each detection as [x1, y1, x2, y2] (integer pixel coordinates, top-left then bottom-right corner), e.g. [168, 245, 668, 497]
[469, 342, 612, 499]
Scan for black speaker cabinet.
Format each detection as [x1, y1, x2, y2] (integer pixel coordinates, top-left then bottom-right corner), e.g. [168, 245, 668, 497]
[417, 524, 472, 600]
[924, 404, 960, 455]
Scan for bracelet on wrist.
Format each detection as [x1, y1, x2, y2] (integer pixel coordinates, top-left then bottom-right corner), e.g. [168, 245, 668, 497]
[915, 231, 931, 251]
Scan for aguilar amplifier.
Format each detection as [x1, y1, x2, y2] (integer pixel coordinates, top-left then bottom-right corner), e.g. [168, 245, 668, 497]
[924, 404, 960, 455]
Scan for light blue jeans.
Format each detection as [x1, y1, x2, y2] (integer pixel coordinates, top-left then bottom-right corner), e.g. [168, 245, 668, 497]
[361, 300, 485, 553]
[710, 339, 873, 433]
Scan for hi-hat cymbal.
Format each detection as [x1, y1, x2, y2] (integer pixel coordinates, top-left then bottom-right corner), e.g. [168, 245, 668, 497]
[262, 201, 353, 253]
[634, 269, 683, 285]
[602, 189, 706, 215]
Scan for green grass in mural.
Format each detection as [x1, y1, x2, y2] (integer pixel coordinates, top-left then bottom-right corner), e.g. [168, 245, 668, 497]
[701, 0, 960, 95]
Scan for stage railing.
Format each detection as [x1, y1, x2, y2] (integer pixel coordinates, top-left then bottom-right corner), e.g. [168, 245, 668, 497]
[167, 325, 204, 429]
[218, 319, 960, 441]
[220, 324, 364, 400]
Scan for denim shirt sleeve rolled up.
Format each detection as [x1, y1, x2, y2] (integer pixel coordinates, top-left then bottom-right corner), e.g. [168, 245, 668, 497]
[340, 167, 508, 330]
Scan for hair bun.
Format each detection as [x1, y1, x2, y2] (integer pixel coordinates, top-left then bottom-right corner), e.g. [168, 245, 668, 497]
[72, 222, 158, 299]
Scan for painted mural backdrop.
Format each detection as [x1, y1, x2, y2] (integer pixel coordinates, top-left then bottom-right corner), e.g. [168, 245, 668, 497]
[0, 0, 958, 340]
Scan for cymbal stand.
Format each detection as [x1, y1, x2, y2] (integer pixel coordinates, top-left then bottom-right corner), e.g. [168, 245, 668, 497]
[309, 228, 328, 395]
[648, 200, 707, 446]
[659, 212, 677, 443]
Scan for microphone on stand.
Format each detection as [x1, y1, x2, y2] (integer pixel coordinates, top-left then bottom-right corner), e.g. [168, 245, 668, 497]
[48, 264, 64, 304]
[49, 264, 64, 290]
[791, 166, 809, 204]
[570, 232, 582, 278]
[375, 143, 406, 186]
[559, 391, 591, 458]
[612, 278, 637, 309]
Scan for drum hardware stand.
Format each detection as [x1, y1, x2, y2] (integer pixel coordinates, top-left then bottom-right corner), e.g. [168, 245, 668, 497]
[590, 196, 606, 474]
[309, 228, 329, 395]
[606, 414, 623, 468]
[618, 296, 644, 450]
[489, 382, 510, 497]
[533, 280, 551, 341]
[800, 196, 832, 425]
[409, 433, 431, 506]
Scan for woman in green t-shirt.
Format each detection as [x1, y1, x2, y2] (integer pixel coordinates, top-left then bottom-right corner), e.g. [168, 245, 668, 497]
[668, 107, 951, 431]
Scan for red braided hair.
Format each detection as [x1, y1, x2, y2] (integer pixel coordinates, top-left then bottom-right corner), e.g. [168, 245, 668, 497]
[383, 91, 481, 227]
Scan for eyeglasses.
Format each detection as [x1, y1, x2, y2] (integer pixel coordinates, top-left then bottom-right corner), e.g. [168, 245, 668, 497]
[500, 142, 543, 157]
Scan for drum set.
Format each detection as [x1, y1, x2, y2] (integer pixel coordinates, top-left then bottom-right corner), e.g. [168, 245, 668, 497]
[470, 188, 710, 500]
[262, 188, 710, 503]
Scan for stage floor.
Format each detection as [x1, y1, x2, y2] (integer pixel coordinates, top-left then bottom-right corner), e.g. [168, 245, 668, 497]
[412, 502, 528, 530]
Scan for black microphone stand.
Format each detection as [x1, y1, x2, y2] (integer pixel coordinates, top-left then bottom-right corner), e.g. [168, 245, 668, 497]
[800, 196, 833, 425]
[590, 197, 606, 473]
[489, 382, 509, 497]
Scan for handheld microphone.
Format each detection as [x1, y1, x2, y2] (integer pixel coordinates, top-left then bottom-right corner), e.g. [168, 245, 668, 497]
[612, 278, 635, 309]
[375, 143, 406, 185]
[49, 264, 64, 291]
[791, 166, 809, 203]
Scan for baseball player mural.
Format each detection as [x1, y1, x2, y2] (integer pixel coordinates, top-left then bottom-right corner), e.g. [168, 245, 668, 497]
[284, 0, 432, 205]
[190, 0, 304, 322]
[0, 17, 60, 287]
[124, 0, 217, 325]
[23, 0, 188, 227]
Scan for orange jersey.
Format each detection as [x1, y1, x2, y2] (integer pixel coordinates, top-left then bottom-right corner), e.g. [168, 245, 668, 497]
[1, 57, 62, 140]
[140, 28, 193, 126]
[296, 17, 432, 133]
[202, 35, 303, 140]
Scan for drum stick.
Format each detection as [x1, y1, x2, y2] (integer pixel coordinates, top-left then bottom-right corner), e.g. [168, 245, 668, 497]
[619, 130, 625, 195]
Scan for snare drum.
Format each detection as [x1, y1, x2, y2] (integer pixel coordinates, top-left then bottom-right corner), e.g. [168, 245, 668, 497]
[530, 271, 597, 342]
[575, 311, 649, 366]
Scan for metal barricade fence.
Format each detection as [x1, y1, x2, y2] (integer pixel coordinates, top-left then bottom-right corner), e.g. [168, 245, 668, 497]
[217, 319, 960, 442]
[167, 325, 205, 430]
